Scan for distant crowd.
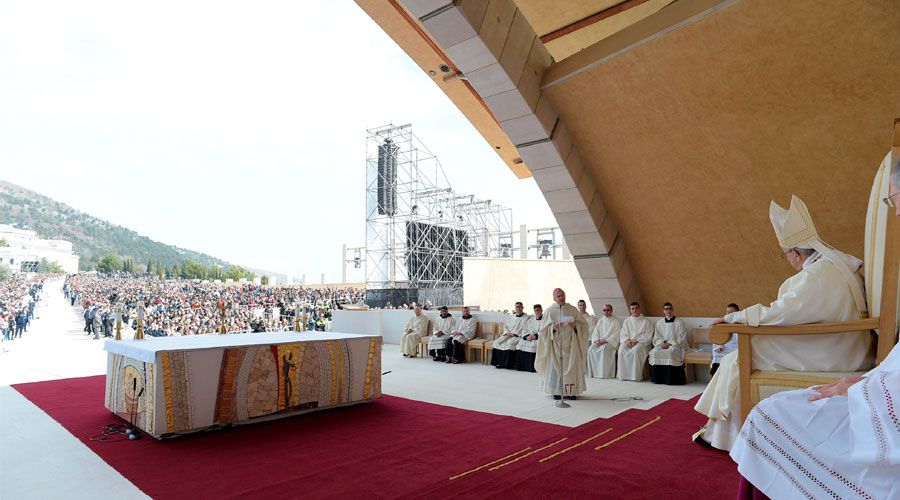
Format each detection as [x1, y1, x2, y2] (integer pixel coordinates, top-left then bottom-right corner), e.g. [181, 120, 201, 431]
[1, 274, 51, 342]
[64, 273, 366, 337]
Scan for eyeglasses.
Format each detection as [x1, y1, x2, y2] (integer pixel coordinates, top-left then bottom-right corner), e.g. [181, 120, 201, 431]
[780, 248, 795, 260]
[884, 191, 899, 208]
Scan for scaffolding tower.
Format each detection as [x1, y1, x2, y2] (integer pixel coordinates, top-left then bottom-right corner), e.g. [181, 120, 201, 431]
[365, 123, 512, 308]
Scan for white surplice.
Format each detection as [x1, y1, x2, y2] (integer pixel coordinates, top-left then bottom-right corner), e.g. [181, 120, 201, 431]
[400, 313, 429, 356]
[518, 315, 541, 353]
[731, 343, 900, 499]
[535, 303, 590, 396]
[587, 314, 621, 379]
[695, 253, 874, 451]
[493, 313, 530, 351]
[712, 333, 738, 364]
[648, 318, 688, 367]
[427, 314, 453, 351]
[450, 316, 477, 343]
[617, 315, 654, 381]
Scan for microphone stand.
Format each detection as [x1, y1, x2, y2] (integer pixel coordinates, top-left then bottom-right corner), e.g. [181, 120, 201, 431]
[554, 302, 570, 408]
[125, 377, 144, 440]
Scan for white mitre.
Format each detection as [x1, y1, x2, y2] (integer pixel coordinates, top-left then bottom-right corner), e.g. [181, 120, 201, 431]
[769, 195, 867, 315]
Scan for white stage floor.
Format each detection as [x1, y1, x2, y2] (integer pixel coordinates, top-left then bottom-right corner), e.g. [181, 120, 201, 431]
[0, 280, 706, 498]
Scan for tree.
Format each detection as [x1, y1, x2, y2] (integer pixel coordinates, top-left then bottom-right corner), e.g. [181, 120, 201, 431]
[180, 258, 207, 280]
[38, 258, 64, 273]
[0, 264, 11, 280]
[260, 275, 269, 285]
[146, 260, 152, 273]
[96, 253, 123, 273]
[0, 238, 8, 247]
[155, 260, 163, 279]
[224, 266, 254, 281]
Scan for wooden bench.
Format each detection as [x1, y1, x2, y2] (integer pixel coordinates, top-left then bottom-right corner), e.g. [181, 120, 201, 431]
[466, 322, 497, 363]
[683, 327, 713, 381]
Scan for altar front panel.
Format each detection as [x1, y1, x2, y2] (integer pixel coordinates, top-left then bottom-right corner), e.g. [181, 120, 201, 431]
[105, 333, 382, 438]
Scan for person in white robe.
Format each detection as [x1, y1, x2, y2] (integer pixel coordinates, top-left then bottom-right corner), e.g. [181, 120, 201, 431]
[577, 300, 597, 335]
[535, 289, 590, 400]
[710, 303, 740, 375]
[446, 306, 476, 364]
[586, 304, 621, 379]
[427, 306, 453, 362]
[694, 194, 874, 451]
[648, 302, 688, 385]
[730, 158, 900, 499]
[490, 302, 529, 369]
[400, 305, 429, 358]
[617, 303, 654, 381]
[516, 304, 541, 372]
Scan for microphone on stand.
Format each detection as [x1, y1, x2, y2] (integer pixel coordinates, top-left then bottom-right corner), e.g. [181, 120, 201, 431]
[554, 302, 570, 408]
[126, 378, 144, 440]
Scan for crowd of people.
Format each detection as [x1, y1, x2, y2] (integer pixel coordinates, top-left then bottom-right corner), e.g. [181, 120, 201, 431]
[64, 273, 365, 337]
[0, 274, 50, 343]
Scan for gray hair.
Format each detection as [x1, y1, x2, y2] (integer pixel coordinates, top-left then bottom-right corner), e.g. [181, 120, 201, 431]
[789, 247, 816, 257]
[892, 154, 900, 188]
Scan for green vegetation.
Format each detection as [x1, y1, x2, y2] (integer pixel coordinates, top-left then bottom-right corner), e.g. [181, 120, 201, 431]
[0, 264, 10, 280]
[0, 180, 268, 279]
[38, 258, 64, 273]
[0, 238, 8, 247]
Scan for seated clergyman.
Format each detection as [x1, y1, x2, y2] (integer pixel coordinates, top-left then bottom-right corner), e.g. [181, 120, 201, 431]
[445, 306, 476, 364]
[648, 302, 688, 385]
[490, 302, 529, 369]
[400, 304, 428, 358]
[694, 194, 873, 451]
[586, 304, 620, 379]
[729, 153, 900, 499]
[516, 304, 541, 372]
[427, 306, 452, 362]
[710, 303, 739, 375]
[617, 302, 654, 381]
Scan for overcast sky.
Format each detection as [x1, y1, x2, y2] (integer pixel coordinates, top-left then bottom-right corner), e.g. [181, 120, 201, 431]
[0, 0, 555, 281]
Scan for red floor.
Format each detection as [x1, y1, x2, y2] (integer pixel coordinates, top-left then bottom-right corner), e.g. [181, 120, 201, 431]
[13, 376, 738, 499]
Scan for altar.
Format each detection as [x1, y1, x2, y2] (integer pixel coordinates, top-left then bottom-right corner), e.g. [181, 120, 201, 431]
[103, 332, 382, 439]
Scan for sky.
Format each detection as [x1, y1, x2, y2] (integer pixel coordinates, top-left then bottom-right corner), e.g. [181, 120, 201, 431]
[0, 0, 555, 282]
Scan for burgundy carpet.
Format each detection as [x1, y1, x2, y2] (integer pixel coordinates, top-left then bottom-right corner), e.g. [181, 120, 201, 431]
[13, 376, 738, 499]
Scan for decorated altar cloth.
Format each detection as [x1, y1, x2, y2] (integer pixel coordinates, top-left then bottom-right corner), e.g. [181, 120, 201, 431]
[103, 332, 382, 439]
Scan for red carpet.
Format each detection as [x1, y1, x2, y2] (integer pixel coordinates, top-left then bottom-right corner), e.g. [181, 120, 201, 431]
[13, 376, 738, 499]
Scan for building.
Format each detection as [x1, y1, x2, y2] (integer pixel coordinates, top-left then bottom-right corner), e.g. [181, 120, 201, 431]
[0, 223, 79, 274]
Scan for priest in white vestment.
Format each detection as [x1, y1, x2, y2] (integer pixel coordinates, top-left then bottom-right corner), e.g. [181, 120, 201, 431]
[694, 195, 874, 451]
[617, 303, 654, 381]
[587, 304, 621, 379]
[577, 300, 597, 335]
[535, 289, 590, 400]
[710, 303, 740, 375]
[516, 304, 542, 372]
[490, 302, 529, 369]
[427, 306, 453, 362]
[401, 305, 429, 358]
[730, 159, 900, 499]
[446, 306, 476, 364]
[648, 302, 688, 385]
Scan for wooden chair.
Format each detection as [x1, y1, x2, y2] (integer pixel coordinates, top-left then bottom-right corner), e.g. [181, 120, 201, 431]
[417, 320, 433, 358]
[466, 322, 496, 363]
[710, 130, 900, 423]
[683, 328, 713, 381]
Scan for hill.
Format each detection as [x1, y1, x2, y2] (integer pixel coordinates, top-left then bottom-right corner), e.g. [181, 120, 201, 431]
[0, 179, 272, 277]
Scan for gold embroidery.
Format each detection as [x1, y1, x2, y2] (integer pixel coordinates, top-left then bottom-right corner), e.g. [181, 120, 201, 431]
[162, 352, 174, 433]
[363, 338, 376, 399]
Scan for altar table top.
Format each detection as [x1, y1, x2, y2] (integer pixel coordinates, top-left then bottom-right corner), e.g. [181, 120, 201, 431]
[104, 331, 379, 363]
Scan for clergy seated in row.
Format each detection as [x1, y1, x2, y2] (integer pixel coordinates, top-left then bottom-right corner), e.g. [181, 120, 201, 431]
[617, 303, 655, 381]
[516, 304, 542, 372]
[490, 302, 530, 369]
[694, 194, 874, 451]
[444, 306, 476, 364]
[710, 303, 740, 376]
[587, 304, 621, 379]
[427, 306, 453, 362]
[648, 302, 688, 385]
[577, 300, 597, 338]
[536, 289, 590, 400]
[400, 304, 428, 358]
[731, 155, 900, 499]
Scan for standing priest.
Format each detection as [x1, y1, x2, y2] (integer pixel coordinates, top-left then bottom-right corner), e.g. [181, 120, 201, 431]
[648, 302, 688, 385]
[535, 289, 590, 400]
[587, 304, 621, 379]
[617, 303, 655, 381]
[490, 302, 529, 369]
[400, 304, 428, 358]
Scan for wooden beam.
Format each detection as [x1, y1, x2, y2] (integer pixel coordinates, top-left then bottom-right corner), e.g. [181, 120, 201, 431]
[539, 0, 653, 44]
[542, 0, 735, 90]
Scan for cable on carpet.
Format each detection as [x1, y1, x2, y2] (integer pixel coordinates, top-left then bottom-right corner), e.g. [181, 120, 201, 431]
[91, 423, 130, 442]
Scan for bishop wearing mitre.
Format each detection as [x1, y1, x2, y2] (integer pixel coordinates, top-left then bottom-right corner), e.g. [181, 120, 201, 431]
[535, 288, 590, 400]
[694, 195, 873, 451]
